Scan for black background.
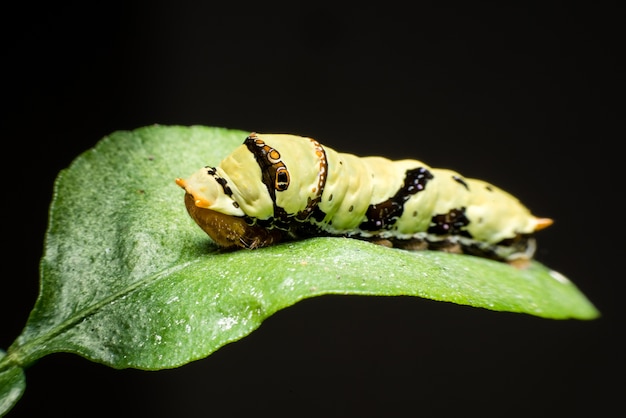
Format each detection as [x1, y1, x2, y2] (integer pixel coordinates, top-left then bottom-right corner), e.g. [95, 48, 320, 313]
[2, 3, 622, 417]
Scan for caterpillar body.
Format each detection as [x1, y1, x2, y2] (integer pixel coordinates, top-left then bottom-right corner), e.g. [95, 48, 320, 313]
[175, 132, 552, 265]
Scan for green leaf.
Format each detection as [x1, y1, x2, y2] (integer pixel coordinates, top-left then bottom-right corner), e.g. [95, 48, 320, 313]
[1, 125, 599, 412]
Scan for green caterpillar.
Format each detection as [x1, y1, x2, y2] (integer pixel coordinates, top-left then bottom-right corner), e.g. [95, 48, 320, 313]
[176, 132, 552, 265]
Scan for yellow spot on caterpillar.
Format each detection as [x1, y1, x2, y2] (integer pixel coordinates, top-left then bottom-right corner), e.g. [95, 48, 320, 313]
[534, 218, 554, 231]
[194, 198, 211, 208]
[269, 149, 280, 160]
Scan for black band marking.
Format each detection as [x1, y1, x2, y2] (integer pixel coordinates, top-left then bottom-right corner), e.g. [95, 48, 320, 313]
[360, 167, 433, 231]
[452, 175, 469, 191]
[427, 207, 471, 237]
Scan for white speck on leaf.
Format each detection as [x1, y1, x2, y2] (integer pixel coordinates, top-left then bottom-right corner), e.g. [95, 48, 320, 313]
[216, 316, 238, 331]
[549, 269, 571, 284]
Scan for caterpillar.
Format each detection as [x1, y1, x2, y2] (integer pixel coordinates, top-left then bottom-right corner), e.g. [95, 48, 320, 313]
[175, 132, 552, 265]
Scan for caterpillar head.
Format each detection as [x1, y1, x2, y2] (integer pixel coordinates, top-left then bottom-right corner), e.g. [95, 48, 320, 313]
[175, 166, 244, 216]
[176, 169, 282, 249]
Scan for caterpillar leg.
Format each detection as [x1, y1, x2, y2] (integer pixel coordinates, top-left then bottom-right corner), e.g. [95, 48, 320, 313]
[368, 238, 394, 248]
[365, 235, 534, 268]
[506, 258, 532, 269]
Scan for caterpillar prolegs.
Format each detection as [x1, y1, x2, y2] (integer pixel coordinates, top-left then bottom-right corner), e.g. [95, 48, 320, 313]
[175, 133, 552, 265]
